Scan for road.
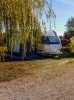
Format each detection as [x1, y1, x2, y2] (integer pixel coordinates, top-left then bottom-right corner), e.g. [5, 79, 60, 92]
[0, 58, 74, 100]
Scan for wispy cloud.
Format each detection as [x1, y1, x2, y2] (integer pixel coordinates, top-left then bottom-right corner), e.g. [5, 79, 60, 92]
[56, 0, 74, 6]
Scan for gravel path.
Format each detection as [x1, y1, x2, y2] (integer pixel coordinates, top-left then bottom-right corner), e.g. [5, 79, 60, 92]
[0, 59, 74, 100]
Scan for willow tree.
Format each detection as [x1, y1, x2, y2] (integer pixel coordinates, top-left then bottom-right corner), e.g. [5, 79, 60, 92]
[0, 0, 55, 59]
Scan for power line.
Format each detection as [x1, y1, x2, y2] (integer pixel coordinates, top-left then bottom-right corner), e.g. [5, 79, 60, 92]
[42, 26, 66, 30]
[51, 26, 66, 29]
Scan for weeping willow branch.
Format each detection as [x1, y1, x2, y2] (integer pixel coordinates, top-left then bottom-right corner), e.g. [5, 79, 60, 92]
[0, 0, 56, 59]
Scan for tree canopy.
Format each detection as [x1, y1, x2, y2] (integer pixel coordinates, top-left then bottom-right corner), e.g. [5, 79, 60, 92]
[66, 17, 74, 31]
[64, 17, 74, 39]
[0, 0, 56, 58]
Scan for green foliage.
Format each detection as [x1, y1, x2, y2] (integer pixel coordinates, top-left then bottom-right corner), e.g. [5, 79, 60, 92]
[66, 17, 74, 31]
[0, 33, 7, 61]
[64, 17, 74, 39]
[0, 0, 55, 59]
[61, 46, 70, 54]
[0, 33, 7, 46]
[64, 30, 74, 39]
[62, 17, 74, 54]
[70, 37, 74, 53]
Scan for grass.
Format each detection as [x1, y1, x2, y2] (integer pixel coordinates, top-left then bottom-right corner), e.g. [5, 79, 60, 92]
[0, 60, 44, 82]
[0, 58, 74, 82]
[0, 61, 34, 82]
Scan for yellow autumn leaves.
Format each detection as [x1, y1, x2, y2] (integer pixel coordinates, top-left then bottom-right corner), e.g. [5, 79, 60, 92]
[0, 0, 55, 58]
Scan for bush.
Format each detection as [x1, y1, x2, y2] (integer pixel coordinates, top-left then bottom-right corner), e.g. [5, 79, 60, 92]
[61, 46, 71, 57]
[70, 37, 74, 53]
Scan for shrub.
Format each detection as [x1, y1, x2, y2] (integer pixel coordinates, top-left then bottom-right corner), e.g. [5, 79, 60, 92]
[61, 46, 71, 57]
[70, 37, 74, 53]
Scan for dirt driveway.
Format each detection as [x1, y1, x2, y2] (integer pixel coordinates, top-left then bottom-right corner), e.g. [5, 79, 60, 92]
[0, 58, 74, 100]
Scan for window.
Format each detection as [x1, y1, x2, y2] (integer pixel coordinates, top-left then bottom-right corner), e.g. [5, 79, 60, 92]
[41, 36, 60, 44]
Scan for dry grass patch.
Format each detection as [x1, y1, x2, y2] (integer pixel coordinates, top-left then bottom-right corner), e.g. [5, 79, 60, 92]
[0, 58, 74, 82]
[0, 60, 47, 82]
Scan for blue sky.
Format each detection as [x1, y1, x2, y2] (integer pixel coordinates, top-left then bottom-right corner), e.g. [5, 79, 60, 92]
[46, 0, 74, 36]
